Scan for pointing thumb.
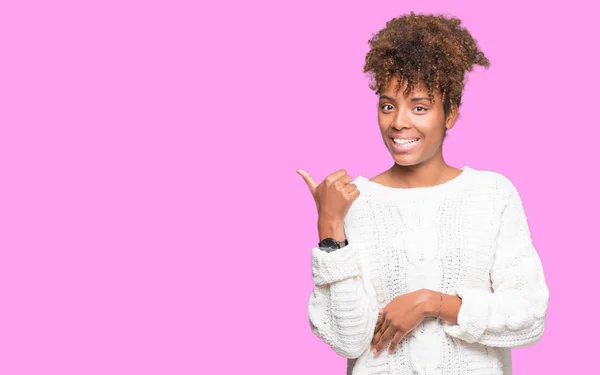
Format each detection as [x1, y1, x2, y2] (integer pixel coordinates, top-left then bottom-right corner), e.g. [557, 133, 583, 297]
[296, 169, 318, 194]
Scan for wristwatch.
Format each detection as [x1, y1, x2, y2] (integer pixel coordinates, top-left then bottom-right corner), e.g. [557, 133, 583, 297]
[318, 237, 349, 253]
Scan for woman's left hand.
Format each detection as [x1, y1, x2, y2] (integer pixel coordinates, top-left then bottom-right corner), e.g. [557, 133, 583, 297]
[371, 289, 434, 355]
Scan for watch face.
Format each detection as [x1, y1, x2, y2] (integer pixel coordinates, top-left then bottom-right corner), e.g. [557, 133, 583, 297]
[320, 238, 338, 249]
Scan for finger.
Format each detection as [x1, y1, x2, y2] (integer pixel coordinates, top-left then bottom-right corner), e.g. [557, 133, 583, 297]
[342, 183, 358, 194]
[372, 315, 391, 350]
[374, 311, 384, 333]
[372, 314, 383, 345]
[388, 331, 405, 354]
[324, 169, 348, 184]
[296, 169, 318, 195]
[375, 310, 386, 331]
[371, 311, 387, 346]
[374, 325, 396, 355]
[378, 313, 391, 335]
[334, 175, 352, 190]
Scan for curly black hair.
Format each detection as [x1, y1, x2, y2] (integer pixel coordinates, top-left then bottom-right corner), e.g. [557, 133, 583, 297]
[364, 12, 490, 117]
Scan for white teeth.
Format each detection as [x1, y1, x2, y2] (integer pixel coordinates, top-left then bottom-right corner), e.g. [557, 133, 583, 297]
[393, 138, 419, 145]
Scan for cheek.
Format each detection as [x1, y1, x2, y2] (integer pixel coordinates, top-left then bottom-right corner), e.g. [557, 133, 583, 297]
[415, 119, 446, 139]
[377, 116, 388, 131]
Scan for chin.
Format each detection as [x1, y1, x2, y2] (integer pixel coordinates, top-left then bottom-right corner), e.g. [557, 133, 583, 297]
[394, 161, 421, 167]
[391, 154, 423, 167]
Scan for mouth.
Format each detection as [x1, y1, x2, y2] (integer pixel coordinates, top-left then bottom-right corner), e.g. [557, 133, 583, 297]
[390, 137, 421, 153]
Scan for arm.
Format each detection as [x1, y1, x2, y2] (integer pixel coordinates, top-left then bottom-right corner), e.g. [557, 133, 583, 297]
[422, 291, 462, 326]
[442, 181, 550, 348]
[308, 221, 379, 358]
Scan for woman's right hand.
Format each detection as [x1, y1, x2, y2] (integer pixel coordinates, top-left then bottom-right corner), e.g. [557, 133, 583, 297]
[296, 168, 360, 225]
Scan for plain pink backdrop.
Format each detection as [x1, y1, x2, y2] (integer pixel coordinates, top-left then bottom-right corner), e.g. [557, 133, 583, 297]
[0, 0, 597, 374]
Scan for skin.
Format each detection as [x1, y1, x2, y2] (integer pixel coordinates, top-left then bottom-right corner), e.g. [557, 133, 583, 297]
[296, 169, 359, 242]
[372, 76, 462, 187]
[369, 76, 464, 356]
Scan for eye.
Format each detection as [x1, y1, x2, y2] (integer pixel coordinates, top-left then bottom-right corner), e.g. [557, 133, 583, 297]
[380, 104, 394, 112]
[414, 106, 428, 112]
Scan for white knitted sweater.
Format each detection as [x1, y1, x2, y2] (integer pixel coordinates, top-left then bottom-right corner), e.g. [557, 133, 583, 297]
[307, 166, 549, 375]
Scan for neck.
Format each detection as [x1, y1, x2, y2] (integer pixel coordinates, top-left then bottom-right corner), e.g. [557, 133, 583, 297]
[389, 153, 455, 188]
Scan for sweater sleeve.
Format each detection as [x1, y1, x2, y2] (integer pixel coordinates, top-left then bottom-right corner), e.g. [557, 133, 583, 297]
[308, 243, 379, 359]
[443, 180, 549, 348]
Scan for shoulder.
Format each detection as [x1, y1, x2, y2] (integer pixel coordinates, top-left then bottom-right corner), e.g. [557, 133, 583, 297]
[465, 167, 519, 198]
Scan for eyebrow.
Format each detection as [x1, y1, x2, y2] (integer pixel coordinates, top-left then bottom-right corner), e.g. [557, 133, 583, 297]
[378, 95, 433, 102]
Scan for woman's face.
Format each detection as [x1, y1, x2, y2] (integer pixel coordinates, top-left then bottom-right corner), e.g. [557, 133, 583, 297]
[377, 77, 457, 167]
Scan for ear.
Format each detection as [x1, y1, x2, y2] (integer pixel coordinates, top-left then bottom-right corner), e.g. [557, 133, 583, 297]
[445, 103, 459, 130]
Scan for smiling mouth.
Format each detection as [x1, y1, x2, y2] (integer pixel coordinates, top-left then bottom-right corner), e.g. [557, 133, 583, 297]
[392, 138, 420, 145]
[389, 137, 422, 153]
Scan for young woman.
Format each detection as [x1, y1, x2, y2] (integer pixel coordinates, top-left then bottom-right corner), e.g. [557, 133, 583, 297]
[297, 12, 549, 375]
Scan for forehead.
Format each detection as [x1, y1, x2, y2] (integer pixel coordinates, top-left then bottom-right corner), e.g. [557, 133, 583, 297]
[379, 77, 439, 98]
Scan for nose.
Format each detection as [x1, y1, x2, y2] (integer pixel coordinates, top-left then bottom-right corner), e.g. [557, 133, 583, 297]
[392, 108, 412, 130]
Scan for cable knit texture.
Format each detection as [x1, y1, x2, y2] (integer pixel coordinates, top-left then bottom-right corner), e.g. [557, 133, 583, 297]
[307, 166, 549, 375]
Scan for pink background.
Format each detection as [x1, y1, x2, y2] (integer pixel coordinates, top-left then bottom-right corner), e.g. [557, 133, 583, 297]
[0, 0, 597, 374]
